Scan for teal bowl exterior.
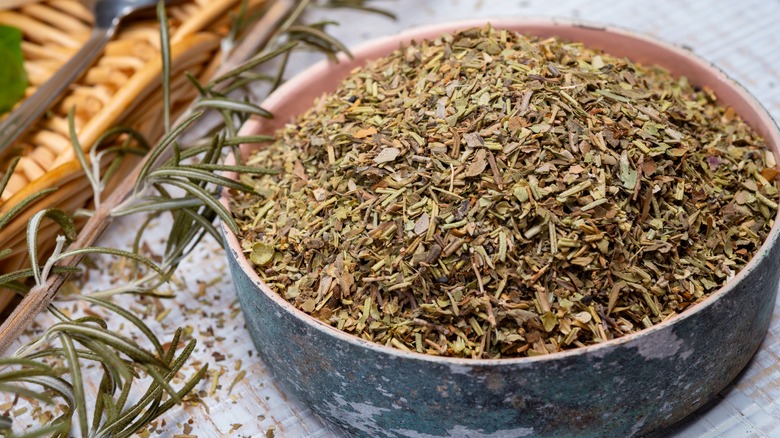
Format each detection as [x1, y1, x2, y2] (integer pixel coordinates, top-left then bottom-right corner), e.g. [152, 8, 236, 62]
[222, 19, 780, 437]
[225, 240, 780, 437]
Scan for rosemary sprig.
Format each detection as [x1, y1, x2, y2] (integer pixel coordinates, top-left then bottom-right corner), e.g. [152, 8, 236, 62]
[0, 0, 391, 435]
[1, 303, 205, 438]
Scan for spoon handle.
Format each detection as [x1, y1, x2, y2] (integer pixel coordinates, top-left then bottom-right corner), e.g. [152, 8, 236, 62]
[0, 27, 114, 160]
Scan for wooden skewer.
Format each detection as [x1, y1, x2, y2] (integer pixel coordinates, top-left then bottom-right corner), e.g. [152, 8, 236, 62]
[33, 130, 72, 155]
[83, 67, 130, 88]
[20, 3, 92, 35]
[172, 0, 245, 43]
[0, 0, 45, 10]
[22, 66, 51, 87]
[0, 11, 83, 48]
[24, 58, 62, 72]
[48, 0, 94, 24]
[21, 41, 75, 61]
[40, 117, 70, 138]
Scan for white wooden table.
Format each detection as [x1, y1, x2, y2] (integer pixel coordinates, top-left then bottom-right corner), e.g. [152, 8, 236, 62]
[8, 0, 780, 436]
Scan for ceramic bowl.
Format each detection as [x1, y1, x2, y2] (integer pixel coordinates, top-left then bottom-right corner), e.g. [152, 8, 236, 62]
[220, 19, 780, 437]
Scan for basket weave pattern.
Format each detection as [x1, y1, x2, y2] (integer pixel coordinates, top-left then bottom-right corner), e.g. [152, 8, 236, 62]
[0, 0, 268, 311]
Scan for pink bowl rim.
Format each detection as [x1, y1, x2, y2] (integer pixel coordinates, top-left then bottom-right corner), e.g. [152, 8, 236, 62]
[221, 18, 780, 366]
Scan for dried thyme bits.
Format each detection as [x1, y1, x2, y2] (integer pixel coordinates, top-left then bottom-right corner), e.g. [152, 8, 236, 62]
[230, 26, 779, 358]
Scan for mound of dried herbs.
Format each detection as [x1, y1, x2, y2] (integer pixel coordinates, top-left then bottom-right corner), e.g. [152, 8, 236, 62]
[230, 26, 779, 358]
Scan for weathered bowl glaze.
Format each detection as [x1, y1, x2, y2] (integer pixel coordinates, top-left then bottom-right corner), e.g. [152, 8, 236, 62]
[221, 20, 780, 437]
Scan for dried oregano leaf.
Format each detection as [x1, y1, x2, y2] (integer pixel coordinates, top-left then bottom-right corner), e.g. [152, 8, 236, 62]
[232, 26, 778, 358]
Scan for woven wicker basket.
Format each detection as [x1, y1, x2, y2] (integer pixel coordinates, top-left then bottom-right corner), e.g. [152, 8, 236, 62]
[0, 0, 276, 312]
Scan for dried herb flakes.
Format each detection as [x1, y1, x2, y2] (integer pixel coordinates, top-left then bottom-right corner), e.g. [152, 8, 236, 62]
[231, 26, 778, 358]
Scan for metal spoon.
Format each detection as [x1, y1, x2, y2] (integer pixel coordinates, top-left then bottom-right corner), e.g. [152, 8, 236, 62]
[0, 0, 179, 160]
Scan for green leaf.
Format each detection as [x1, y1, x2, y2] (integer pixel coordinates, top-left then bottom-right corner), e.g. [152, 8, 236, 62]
[163, 328, 182, 365]
[207, 41, 299, 87]
[92, 373, 113, 431]
[221, 135, 276, 145]
[102, 389, 120, 423]
[147, 166, 255, 192]
[0, 367, 59, 382]
[0, 25, 27, 114]
[184, 71, 207, 96]
[59, 333, 89, 438]
[287, 24, 351, 60]
[0, 382, 53, 404]
[74, 337, 134, 392]
[94, 336, 200, 438]
[0, 421, 70, 438]
[134, 110, 203, 193]
[619, 151, 638, 190]
[194, 98, 273, 119]
[17, 375, 75, 406]
[157, 0, 172, 133]
[220, 72, 277, 95]
[26, 209, 78, 285]
[251, 242, 275, 266]
[186, 163, 278, 175]
[1, 156, 21, 194]
[156, 349, 205, 415]
[69, 108, 102, 206]
[27, 208, 78, 284]
[176, 207, 221, 244]
[112, 197, 203, 216]
[81, 296, 165, 358]
[48, 323, 167, 369]
[322, 1, 397, 19]
[55, 247, 165, 277]
[23, 347, 103, 363]
[0, 187, 59, 230]
[161, 178, 239, 234]
[0, 266, 81, 289]
[0, 357, 53, 368]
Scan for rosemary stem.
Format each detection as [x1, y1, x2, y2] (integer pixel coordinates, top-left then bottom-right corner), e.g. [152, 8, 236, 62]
[38, 236, 67, 287]
[0, 196, 120, 354]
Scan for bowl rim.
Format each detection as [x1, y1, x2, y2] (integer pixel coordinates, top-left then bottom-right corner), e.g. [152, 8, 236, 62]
[221, 17, 780, 366]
